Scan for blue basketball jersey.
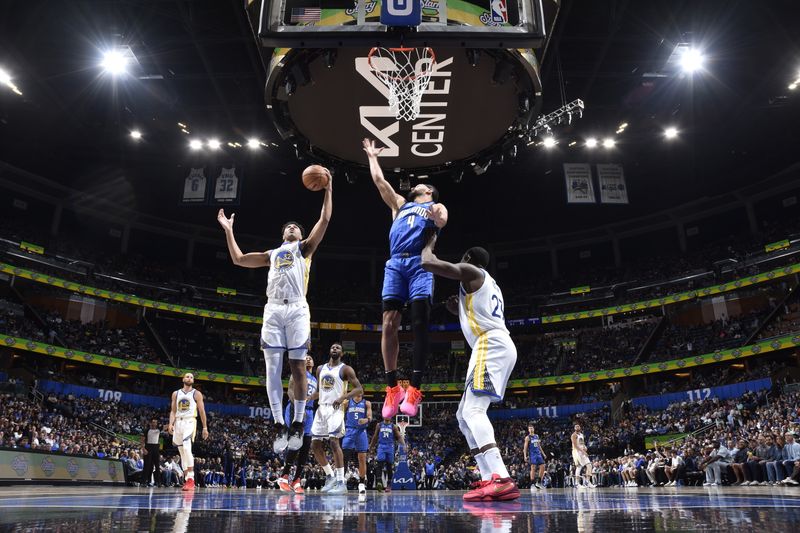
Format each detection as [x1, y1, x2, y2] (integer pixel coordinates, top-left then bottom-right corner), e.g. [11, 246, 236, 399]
[388, 201, 437, 256]
[345, 398, 367, 429]
[529, 434, 542, 457]
[378, 422, 395, 448]
[306, 371, 318, 409]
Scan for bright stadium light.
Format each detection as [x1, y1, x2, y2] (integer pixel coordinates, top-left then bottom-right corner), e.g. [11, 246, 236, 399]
[680, 49, 705, 73]
[664, 127, 679, 140]
[542, 137, 557, 148]
[207, 139, 221, 150]
[101, 50, 129, 75]
[602, 137, 616, 149]
[247, 138, 260, 149]
[585, 138, 598, 149]
[0, 67, 22, 95]
[189, 139, 203, 150]
[130, 130, 142, 140]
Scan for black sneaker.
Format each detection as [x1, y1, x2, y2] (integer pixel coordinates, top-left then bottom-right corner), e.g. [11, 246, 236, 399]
[273, 424, 289, 453]
[286, 421, 304, 451]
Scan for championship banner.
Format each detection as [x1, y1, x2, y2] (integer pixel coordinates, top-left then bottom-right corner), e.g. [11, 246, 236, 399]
[181, 167, 208, 204]
[597, 163, 629, 204]
[765, 239, 790, 253]
[0, 449, 125, 484]
[213, 167, 241, 204]
[564, 163, 595, 203]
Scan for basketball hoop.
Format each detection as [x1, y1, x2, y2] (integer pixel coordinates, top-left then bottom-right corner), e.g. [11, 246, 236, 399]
[367, 47, 436, 122]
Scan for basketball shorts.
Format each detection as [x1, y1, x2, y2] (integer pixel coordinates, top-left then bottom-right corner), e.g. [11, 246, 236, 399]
[284, 404, 314, 436]
[572, 449, 591, 467]
[381, 255, 433, 304]
[342, 428, 369, 452]
[311, 404, 345, 440]
[465, 330, 517, 401]
[261, 300, 310, 360]
[172, 418, 197, 447]
[377, 446, 395, 463]
[530, 454, 545, 466]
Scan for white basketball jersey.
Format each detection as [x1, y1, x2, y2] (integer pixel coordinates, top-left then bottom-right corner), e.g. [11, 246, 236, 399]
[573, 432, 585, 449]
[175, 388, 197, 420]
[318, 362, 345, 406]
[458, 269, 509, 348]
[266, 241, 311, 301]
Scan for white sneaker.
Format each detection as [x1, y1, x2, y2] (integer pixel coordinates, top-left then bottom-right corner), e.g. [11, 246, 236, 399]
[703, 482, 712, 486]
[321, 476, 337, 493]
[358, 482, 366, 495]
[786, 479, 799, 485]
[328, 480, 347, 494]
[273, 425, 289, 454]
[760, 481, 769, 486]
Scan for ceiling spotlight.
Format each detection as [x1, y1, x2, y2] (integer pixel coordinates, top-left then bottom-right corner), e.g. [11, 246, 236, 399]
[542, 137, 557, 148]
[130, 130, 142, 140]
[189, 139, 203, 151]
[207, 139, 221, 150]
[664, 127, 679, 140]
[602, 138, 616, 149]
[177, 122, 187, 128]
[101, 50, 129, 76]
[0, 67, 22, 95]
[585, 138, 598, 148]
[790, 82, 798, 91]
[247, 138, 260, 149]
[568, 141, 577, 147]
[680, 48, 705, 74]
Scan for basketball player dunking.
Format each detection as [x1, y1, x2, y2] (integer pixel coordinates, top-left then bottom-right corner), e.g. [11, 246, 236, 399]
[421, 233, 520, 501]
[168, 373, 209, 492]
[342, 393, 372, 496]
[310, 343, 365, 494]
[217, 174, 332, 453]
[571, 424, 594, 488]
[278, 355, 317, 494]
[362, 138, 448, 419]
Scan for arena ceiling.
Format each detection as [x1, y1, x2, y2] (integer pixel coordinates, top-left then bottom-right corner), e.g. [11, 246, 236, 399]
[0, 0, 799, 250]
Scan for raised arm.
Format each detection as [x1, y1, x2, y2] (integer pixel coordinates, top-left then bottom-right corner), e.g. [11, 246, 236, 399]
[301, 174, 333, 258]
[195, 391, 209, 440]
[421, 232, 483, 284]
[362, 138, 405, 215]
[217, 209, 271, 268]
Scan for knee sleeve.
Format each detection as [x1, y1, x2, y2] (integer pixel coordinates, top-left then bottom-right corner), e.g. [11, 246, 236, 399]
[181, 438, 194, 469]
[461, 392, 495, 449]
[263, 349, 285, 424]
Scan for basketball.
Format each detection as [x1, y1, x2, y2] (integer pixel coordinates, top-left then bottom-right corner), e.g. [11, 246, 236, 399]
[302, 165, 329, 191]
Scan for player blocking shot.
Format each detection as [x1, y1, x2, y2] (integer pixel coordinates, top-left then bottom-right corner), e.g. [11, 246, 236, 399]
[310, 343, 365, 494]
[168, 373, 209, 492]
[216, 169, 332, 454]
[342, 393, 372, 496]
[362, 138, 449, 420]
[524, 423, 548, 490]
[370, 417, 405, 492]
[421, 233, 520, 502]
[278, 355, 317, 494]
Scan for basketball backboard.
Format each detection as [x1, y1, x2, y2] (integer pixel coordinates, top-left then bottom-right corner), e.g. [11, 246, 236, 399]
[246, 0, 552, 48]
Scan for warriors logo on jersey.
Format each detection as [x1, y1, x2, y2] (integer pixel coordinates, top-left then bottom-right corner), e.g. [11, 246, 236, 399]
[178, 398, 191, 412]
[273, 250, 295, 271]
[321, 375, 336, 392]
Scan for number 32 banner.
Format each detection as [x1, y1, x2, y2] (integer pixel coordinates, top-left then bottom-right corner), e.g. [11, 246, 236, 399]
[213, 167, 242, 205]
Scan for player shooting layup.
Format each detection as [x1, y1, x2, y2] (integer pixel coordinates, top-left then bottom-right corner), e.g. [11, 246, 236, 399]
[168, 372, 209, 492]
[217, 174, 332, 453]
[362, 138, 448, 419]
[421, 233, 520, 502]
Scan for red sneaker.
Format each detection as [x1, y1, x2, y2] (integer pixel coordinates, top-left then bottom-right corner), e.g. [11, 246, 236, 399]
[278, 475, 293, 493]
[182, 478, 195, 492]
[382, 385, 406, 419]
[463, 474, 520, 502]
[399, 386, 423, 417]
[292, 478, 305, 494]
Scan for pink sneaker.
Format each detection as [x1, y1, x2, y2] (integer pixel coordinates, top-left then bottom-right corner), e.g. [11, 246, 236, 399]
[399, 386, 423, 416]
[382, 385, 405, 419]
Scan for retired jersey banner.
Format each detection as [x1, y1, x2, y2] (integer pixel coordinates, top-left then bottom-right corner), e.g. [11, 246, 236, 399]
[597, 163, 628, 204]
[213, 167, 241, 205]
[181, 167, 208, 204]
[564, 163, 595, 203]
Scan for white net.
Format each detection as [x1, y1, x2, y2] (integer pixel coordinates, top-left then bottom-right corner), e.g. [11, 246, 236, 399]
[368, 47, 436, 122]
